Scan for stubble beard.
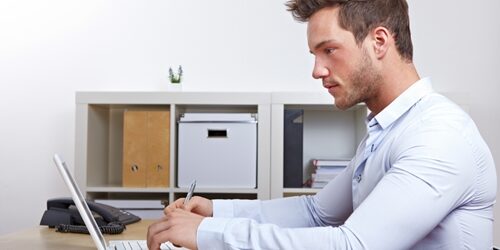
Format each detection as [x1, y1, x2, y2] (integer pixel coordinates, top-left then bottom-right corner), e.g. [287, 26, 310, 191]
[335, 49, 382, 110]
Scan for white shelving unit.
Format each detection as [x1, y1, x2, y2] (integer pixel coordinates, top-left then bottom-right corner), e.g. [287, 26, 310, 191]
[75, 92, 272, 204]
[74, 91, 366, 204]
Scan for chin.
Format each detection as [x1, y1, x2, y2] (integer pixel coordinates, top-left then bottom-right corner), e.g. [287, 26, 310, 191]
[334, 100, 356, 110]
[335, 105, 349, 111]
[334, 102, 347, 110]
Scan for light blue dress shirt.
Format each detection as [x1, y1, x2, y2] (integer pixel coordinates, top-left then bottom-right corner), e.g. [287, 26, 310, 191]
[196, 78, 497, 249]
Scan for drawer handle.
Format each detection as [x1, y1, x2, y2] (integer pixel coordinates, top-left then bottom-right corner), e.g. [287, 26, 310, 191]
[207, 129, 228, 138]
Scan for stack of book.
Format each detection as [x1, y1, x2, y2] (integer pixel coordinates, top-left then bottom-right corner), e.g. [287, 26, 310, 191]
[311, 159, 350, 188]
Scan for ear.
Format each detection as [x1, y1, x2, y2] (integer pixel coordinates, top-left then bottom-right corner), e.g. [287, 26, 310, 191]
[371, 26, 391, 59]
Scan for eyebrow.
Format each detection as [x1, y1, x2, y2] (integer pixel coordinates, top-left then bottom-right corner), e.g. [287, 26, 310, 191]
[310, 39, 339, 54]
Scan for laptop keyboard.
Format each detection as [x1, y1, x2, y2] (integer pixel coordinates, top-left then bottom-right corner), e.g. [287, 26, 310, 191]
[109, 240, 179, 250]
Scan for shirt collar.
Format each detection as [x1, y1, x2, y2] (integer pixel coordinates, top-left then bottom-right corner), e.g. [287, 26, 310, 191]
[370, 77, 434, 129]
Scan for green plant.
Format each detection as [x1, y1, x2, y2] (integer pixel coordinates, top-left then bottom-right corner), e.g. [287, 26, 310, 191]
[168, 65, 183, 83]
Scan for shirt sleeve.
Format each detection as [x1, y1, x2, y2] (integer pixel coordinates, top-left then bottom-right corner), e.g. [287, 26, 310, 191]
[212, 162, 354, 227]
[197, 217, 364, 250]
[197, 124, 476, 249]
[197, 164, 356, 249]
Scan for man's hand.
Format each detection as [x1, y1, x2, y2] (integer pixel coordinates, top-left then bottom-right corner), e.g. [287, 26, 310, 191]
[147, 209, 204, 250]
[165, 196, 213, 217]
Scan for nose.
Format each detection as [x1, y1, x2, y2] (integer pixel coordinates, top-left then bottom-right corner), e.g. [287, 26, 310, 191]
[312, 57, 329, 79]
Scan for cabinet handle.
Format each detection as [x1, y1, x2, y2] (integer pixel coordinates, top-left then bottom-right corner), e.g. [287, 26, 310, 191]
[131, 164, 139, 172]
[156, 164, 163, 172]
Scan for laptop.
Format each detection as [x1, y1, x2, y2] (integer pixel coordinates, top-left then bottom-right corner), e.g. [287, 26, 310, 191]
[53, 154, 184, 250]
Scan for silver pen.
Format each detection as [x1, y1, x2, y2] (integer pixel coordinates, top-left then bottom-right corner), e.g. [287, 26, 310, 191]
[183, 180, 197, 206]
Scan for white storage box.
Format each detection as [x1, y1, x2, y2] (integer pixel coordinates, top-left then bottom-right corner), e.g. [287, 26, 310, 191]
[177, 113, 257, 188]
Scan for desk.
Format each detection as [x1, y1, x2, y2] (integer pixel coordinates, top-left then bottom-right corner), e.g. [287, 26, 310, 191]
[0, 220, 154, 250]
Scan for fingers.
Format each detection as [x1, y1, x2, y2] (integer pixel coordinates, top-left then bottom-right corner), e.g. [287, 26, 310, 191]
[186, 196, 213, 217]
[174, 196, 197, 211]
[148, 209, 204, 250]
[164, 196, 199, 214]
[148, 210, 187, 240]
[182, 197, 196, 211]
[163, 196, 213, 221]
[147, 218, 170, 250]
[164, 198, 185, 215]
[149, 228, 173, 250]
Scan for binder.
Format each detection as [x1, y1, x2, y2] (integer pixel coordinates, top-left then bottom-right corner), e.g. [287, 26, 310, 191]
[122, 110, 170, 187]
[283, 109, 304, 188]
[146, 111, 170, 187]
[123, 111, 148, 187]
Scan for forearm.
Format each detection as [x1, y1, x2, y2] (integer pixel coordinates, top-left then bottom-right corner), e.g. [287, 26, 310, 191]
[197, 217, 363, 250]
[212, 196, 317, 227]
[212, 166, 354, 227]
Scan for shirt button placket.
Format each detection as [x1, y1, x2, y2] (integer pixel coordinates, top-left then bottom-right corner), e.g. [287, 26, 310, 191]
[356, 174, 362, 183]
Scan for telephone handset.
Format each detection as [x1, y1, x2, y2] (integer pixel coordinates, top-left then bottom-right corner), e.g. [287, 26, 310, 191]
[40, 198, 141, 234]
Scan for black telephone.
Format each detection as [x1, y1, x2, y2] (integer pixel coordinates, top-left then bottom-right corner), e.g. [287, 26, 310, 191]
[40, 198, 141, 234]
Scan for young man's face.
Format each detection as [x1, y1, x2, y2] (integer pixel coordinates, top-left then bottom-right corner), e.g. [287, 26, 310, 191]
[307, 6, 381, 110]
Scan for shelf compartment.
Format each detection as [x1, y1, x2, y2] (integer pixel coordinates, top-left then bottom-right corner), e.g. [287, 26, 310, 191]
[283, 105, 366, 188]
[85, 104, 172, 188]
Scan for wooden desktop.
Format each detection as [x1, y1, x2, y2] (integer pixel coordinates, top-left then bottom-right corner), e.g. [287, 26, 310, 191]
[0, 220, 154, 250]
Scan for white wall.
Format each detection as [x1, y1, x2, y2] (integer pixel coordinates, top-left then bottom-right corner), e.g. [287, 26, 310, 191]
[0, 0, 499, 245]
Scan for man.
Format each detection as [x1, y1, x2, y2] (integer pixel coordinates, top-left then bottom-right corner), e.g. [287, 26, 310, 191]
[148, 0, 497, 249]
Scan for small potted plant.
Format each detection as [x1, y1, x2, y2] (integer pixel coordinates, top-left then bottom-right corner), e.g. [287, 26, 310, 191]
[169, 65, 183, 82]
[167, 65, 183, 91]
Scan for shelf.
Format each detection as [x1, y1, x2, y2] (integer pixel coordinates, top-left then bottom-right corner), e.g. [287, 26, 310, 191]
[85, 186, 258, 194]
[76, 91, 271, 105]
[172, 188, 258, 194]
[272, 91, 334, 105]
[282, 188, 321, 197]
[283, 188, 321, 194]
[86, 186, 171, 193]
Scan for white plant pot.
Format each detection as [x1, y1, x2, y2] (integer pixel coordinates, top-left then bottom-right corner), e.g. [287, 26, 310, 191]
[167, 83, 182, 91]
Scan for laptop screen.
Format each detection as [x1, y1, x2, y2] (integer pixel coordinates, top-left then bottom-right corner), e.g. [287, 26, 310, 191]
[53, 154, 108, 250]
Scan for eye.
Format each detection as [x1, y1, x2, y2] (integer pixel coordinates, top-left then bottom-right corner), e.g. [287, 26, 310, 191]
[325, 48, 335, 55]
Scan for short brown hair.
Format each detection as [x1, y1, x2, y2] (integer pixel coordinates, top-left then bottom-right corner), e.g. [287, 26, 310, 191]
[286, 0, 413, 61]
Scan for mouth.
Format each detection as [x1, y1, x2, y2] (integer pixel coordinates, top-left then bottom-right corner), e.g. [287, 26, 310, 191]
[323, 82, 340, 93]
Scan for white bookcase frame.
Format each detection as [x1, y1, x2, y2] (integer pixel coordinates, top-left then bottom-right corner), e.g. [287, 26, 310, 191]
[75, 92, 271, 204]
[74, 91, 366, 204]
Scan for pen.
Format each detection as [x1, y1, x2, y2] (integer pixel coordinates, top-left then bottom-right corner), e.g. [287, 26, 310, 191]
[183, 180, 197, 206]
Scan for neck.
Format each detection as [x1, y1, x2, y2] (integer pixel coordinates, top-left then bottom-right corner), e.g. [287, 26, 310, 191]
[366, 61, 420, 115]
